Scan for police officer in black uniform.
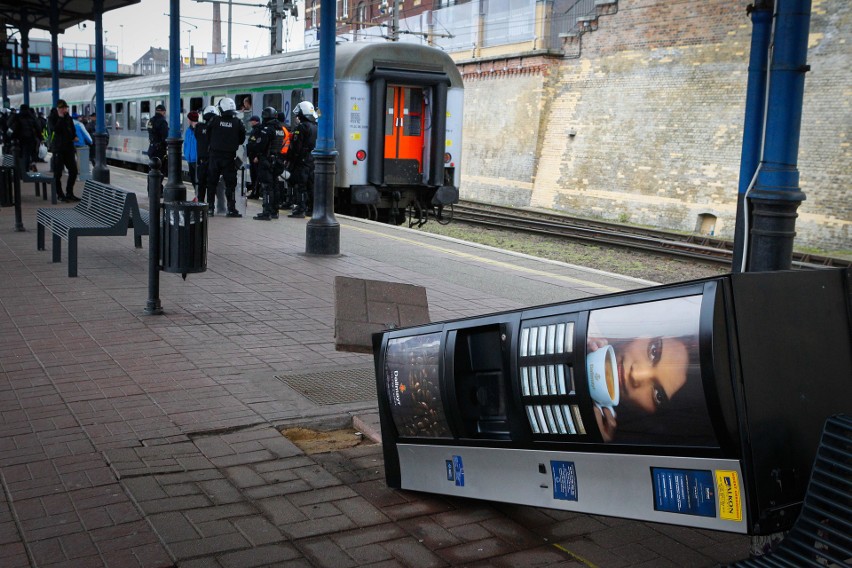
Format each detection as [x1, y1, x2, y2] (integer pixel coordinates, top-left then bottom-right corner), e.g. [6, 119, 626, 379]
[147, 103, 168, 166]
[195, 105, 218, 213]
[250, 107, 286, 221]
[206, 97, 246, 217]
[288, 101, 318, 218]
[245, 115, 262, 199]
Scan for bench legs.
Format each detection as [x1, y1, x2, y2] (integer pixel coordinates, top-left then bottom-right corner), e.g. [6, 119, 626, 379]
[67, 237, 77, 278]
[52, 234, 61, 263]
[37, 223, 45, 250]
[134, 232, 142, 248]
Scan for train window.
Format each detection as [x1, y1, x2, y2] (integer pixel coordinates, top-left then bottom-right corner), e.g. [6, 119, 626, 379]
[140, 101, 151, 130]
[127, 101, 138, 131]
[189, 97, 203, 113]
[261, 93, 283, 116]
[385, 87, 395, 136]
[403, 88, 423, 137]
[114, 102, 124, 130]
[289, 90, 304, 125]
[105, 103, 113, 129]
[237, 94, 253, 129]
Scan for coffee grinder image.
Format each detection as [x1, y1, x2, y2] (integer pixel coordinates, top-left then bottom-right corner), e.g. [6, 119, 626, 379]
[372, 268, 852, 535]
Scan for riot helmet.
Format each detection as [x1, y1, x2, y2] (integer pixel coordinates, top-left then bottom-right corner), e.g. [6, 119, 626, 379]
[261, 106, 277, 121]
[202, 105, 219, 122]
[293, 101, 317, 120]
[217, 97, 237, 116]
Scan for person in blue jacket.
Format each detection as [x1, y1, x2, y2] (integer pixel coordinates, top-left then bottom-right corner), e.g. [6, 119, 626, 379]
[183, 111, 199, 195]
[71, 113, 92, 148]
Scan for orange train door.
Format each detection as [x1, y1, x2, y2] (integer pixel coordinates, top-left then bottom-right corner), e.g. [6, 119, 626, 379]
[384, 85, 425, 184]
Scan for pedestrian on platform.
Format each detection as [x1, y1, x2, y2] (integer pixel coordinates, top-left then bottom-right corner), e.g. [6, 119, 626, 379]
[47, 99, 80, 202]
[194, 105, 218, 211]
[245, 115, 261, 199]
[287, 101, 317, 218]
[206, 97, 246, 217]
[147, 103, 168, 165]
[183, 111, 199, 195]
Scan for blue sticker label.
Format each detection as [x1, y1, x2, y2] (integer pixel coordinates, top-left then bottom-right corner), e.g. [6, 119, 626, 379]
[446, 460, 454, 481]
[551, 461, 578, 501]
[652, 468, 716, 518]
[452, 455, 464, 487]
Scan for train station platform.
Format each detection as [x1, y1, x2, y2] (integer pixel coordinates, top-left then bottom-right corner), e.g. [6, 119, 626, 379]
[0, 166, 750, 567]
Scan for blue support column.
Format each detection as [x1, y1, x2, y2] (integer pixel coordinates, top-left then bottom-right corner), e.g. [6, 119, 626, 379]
[20, 25, 30, 106]
[732, 1, 772, 272]
[163, 0, 186, 203]
[746, 0, 810, 272]
[305, 0, 340, 255]
[50, 0, 60, 108]
[92, 0, 110, 183]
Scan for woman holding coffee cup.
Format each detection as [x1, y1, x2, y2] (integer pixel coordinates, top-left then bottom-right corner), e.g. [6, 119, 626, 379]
[586, 297, 716, 446]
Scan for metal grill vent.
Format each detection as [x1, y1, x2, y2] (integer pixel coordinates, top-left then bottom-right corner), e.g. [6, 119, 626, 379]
[275, 366, 377, 405]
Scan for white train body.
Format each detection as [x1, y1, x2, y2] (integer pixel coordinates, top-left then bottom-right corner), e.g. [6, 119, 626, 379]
[15, 42, 463, 222]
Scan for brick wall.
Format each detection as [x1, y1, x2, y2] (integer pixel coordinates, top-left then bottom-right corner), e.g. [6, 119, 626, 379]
[460, 0, 851, 252]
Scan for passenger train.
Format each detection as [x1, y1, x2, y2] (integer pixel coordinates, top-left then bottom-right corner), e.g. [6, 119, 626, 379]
[14, 42, 463, 224]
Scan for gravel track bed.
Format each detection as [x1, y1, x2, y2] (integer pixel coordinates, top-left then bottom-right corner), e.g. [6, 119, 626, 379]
[417, 221, 730, 284]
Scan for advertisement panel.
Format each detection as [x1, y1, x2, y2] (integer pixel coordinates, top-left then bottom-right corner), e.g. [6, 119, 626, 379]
[586, 296, 717, 446]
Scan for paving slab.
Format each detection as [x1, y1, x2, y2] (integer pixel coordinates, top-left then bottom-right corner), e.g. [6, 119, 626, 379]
[0, 165, 749, 566]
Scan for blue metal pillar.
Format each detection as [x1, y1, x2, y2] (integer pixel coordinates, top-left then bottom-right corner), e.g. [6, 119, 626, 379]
[92, 0, 110, 183]
[305, 0, 340, 255]
[732, 1, 772, 272]
[163, 0, 186, 203]
[746, 0, 810, 272]
[20, 24, 30, 106]
[50, 0, 60, 108]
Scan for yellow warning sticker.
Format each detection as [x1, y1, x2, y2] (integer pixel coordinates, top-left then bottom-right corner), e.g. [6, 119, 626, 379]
[352, 104, 360, 111]
[445, 140, 452, 147]
[350, 132, 361, 141]
[716, 470, 743, 522]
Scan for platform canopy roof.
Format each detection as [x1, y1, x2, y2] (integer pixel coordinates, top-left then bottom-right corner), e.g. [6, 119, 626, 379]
[0, 0, 140, 33]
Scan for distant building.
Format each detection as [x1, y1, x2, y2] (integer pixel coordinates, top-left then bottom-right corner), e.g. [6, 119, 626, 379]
[132, 47, 170, 75]
[131, 46, 235, 74]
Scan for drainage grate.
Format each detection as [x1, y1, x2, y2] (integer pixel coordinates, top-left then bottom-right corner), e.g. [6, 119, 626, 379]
[275, 366, 377, 405]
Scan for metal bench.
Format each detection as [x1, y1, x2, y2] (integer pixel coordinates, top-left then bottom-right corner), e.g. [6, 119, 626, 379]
[129, 203, 150, 248]
[22, 168, 56, 203]
[36, 179, 142, 277]
[728, 413, 852, 567]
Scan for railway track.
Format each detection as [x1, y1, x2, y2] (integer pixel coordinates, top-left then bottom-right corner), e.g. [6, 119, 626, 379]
[452, 201, 851, 270]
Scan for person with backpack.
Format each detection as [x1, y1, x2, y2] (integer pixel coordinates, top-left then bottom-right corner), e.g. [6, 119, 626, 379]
[9, 103, 42, 172]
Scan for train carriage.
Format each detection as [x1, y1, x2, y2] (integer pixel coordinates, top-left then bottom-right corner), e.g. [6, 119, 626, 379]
[15, 42, 463, 224]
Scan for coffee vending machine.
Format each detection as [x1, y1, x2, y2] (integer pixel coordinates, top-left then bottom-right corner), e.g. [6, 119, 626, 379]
[373, 269, 852, 534]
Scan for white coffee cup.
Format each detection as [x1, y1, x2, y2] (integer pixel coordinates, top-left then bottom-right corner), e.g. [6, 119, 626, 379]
[587, 344, 619, 414]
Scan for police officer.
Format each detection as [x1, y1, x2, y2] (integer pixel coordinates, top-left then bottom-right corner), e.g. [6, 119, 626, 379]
[206, 97, 246, 217]
[288, 101, 318, 218]
[147, 103, 168, 165]
[195, 105, 218, 213]
[245, 115, 262, 199]
[250, 107, 285, 221]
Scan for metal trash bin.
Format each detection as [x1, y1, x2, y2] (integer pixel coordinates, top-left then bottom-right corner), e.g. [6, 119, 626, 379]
[161, 201, 208, 278]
